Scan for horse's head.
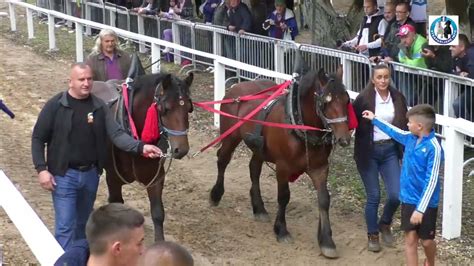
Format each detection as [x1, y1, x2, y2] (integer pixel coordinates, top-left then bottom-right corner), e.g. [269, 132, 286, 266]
[309, 68, 351, 147]
[133, 72, 194, 159]
[157, 73, 194, 159]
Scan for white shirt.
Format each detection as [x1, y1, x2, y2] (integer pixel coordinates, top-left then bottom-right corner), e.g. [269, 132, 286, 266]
[373, 89, 395, 141]
[345, 9, 388, 57]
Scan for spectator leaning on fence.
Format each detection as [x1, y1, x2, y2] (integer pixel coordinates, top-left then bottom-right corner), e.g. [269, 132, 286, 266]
[86, 29, 132, 82]
[353, 63, 408, 253]
[262, 0, 298, 40]
[31, 63, 162, 251]
[370, 1, 396, 62]
[451, 34, 474, 121]
[55, 203, 146, 266]
[227, 0, 253, 35]
[132, 0, 160, 15]
[343, 0, 387, 58]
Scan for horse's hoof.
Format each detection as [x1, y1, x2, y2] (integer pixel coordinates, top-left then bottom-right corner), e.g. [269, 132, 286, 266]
[277, 234, 293, 244]
[254, 213, 270, 223]
[209, 196, 220, 207]
[320, 247, 339, 259]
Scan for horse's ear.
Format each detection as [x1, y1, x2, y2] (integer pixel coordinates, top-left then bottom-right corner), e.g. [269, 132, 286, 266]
[184, 72, 194, 87]
[162, 74, 172, 90]
[317, 68, 329, 86]
[336, 64, 343, 81]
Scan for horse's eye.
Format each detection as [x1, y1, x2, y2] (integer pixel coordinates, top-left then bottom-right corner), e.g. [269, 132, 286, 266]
[325, 94, 332, 103]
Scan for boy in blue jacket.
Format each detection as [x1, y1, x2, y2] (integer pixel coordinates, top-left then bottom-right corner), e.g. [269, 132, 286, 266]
[362, 104, 443, 266]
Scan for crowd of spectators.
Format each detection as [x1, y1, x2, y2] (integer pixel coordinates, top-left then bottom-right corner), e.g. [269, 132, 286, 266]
[39, 0, 473, 121]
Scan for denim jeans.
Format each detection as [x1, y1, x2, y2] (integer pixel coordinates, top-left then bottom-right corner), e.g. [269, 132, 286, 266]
[52, 168, 99, 250]
[356, 142, 401, 234]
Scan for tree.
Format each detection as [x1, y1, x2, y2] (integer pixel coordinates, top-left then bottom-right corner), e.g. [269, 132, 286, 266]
[445, 0, 472, 38]
[306, 0, 364, 48]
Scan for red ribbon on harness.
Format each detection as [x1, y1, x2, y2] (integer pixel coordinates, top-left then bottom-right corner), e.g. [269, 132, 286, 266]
[122, 83, 139, 139]
[347, 102, 358, 130]
[194, 80, 293, 153]
[141, 102, 160, 144]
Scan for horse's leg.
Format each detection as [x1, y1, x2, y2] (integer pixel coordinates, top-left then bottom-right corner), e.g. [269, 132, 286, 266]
[249, 154, 269, 222]
[147, 175, 165, 241]
[273, 165, 292, 243]
[106, 171, 124, 203]
[308, 165, 338, 258]
[210, 137, 241, 206]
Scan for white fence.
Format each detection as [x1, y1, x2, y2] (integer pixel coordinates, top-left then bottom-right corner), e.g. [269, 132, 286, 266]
[2, 0, 474, 263]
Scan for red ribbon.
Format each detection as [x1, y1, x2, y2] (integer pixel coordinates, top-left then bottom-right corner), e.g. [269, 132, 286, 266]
[141, 102, 160, 144]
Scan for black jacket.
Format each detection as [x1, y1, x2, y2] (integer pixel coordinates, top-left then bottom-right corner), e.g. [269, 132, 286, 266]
[353, 86, 408, 169]
[32, 91, 144, 176]
[228, 3, 253, 32]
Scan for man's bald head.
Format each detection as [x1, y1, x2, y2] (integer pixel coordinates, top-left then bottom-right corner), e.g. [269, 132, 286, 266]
[141, 241, 193, 266]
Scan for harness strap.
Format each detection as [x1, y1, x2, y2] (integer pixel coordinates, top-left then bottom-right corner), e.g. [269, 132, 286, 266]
[122, 83, 139, 139]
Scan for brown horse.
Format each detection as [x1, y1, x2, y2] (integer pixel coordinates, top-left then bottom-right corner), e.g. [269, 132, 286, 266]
[103, 72, 194, 241]
[209, 69, 351, 258]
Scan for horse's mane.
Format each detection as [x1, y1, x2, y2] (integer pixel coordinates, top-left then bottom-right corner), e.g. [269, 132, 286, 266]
[132, 73, 191, 98]
[298, 71, 345, 96]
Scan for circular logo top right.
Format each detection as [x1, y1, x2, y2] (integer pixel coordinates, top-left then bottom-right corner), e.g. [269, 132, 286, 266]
[429, 16, 458, 45]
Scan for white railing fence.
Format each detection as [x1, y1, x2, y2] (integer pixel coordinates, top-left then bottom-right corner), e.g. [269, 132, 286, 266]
[0, 170, 64, 264]
[2, 0, 474, 263]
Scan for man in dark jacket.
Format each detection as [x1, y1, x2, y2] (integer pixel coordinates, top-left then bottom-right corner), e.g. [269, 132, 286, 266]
[32, 63, 162, 251]
[227, 0, 253, 34]
[382, 2, 416, 61]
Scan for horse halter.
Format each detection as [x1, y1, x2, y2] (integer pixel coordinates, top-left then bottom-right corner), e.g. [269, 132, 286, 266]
[314, 79, 348, 129]
[153, 81, 192, 137]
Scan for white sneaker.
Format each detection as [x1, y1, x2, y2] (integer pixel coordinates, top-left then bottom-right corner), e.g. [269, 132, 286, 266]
[162, 47, 171, 54]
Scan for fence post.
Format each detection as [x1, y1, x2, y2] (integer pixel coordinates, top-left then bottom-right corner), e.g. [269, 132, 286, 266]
[47, 14, 57, 51]
[443, 78, 456, 117]
[213, 59, 225, 128]
[75, 22, 84, 62]
[213, 31, 222, 56]
[151, 43, 161, 74]
[65, 0, 72, 28]
[84, 0, 91, 35]
[137, 15, 146, 53]
[274, 41, 285, 84]
[441, 125, 464, 239]
[109, 8, 116, 27]
[172, 22, 181, 65]
[26, 8, 35, 39]
[8, 3, 16, 32]
[342, 57, 352, 91]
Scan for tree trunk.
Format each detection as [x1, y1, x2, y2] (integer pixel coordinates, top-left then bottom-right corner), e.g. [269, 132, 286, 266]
[445, 0, 472, 39]
[308, 0, 364, 48]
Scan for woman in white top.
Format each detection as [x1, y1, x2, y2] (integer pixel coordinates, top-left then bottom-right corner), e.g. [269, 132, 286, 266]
[353, 63, 408, 252]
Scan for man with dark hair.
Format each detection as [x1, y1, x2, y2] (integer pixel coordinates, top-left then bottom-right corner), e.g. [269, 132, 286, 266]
[382, 1, 416, 61]
[451, 34, 474, 121]
[32, 63, 162, 251]
[55, 203, 146, 266]
[140, 241, 194, 266]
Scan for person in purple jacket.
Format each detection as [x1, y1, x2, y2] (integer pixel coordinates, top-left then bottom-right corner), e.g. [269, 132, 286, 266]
[262, 0, 298, 40]
[202, 0, 222, 23]
[362, 104, 443, 266]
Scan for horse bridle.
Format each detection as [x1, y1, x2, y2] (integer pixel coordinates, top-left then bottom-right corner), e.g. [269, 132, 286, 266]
[153, 81, 193, 137]
[313, 79, 349, 130]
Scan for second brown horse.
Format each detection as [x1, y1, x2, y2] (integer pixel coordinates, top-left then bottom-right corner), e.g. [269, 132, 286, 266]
[210, 69, 351, 258]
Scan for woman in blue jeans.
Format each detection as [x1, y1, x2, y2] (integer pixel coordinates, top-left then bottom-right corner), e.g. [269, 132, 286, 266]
[353, 63, 408, 252]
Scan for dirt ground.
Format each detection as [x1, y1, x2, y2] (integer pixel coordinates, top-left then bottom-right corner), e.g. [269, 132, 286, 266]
[0, 0, 472, 265]
[0, 35, 407, 265]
